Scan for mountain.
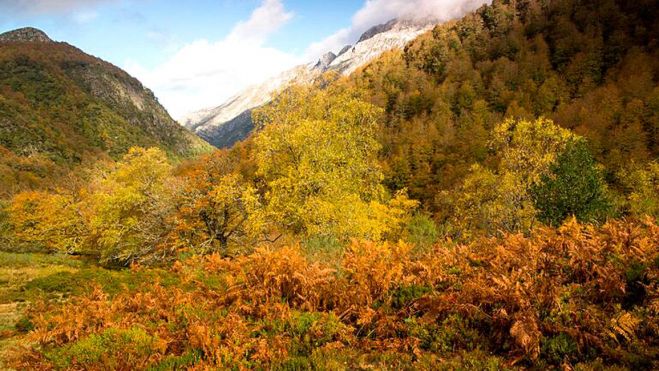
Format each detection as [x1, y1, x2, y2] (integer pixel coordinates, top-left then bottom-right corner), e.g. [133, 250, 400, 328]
[348, 0, 659, 215]
[182, 65, 317, 148]
[181, 19, 435, 148]
[0, 27, 211, 196]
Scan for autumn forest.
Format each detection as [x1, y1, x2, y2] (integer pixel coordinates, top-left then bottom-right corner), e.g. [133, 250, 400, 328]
[0, 0, 658, 369]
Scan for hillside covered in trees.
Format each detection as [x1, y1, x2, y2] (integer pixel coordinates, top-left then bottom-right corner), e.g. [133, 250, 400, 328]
[0, 28, 211, 197]
[0, 0, 658, 369]
[348, 0, 658, 228]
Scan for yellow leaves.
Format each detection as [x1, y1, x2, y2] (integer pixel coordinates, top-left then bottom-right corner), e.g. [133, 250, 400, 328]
[6, 147, 180, 264]
[607, 311, 641, 343]
[253, 84, 415, 240]
[493, 118, 576, 186]
[618, 161, 659, 218]
[107, 147, 173, 190]
[172, 148, 268, 256]
[510, 314, 541, 360]
[445, 117, 585, 237]
[444, 163, 536, 237]
[85, 147, 176, 264]
[7, 190, 82, 252]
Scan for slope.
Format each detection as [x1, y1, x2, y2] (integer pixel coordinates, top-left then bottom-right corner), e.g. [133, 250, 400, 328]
[0, 28, 211, 196]
[345, 0, 659, 218]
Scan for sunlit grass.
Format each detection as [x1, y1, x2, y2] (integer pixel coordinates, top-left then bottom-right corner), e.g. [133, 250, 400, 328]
[0, 252, 84, 370]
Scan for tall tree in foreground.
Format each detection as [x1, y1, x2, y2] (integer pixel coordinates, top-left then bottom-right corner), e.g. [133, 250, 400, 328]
[84, 147, 176, 265]
[253, 85, 416, 240]
[173, 150, 264, 256]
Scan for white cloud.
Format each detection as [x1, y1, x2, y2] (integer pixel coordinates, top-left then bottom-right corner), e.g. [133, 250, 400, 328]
[125, 0, 300, 119]
[228, 0, 293, 44]
[128, 0, 492, 119]
[306, 0, 491, 59]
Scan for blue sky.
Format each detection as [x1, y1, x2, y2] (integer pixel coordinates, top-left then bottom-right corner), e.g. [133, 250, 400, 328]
[0, 0, 489, 118]
[0, 1, 362, 69]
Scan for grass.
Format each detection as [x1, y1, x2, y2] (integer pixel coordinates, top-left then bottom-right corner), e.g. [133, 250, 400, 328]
[0, 251, 83, 269]
[0, 252, 84, 369]
[0, 251, 178, 369]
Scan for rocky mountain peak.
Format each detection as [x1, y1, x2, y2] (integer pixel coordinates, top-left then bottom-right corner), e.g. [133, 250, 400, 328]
[358, 19, 399, 43]
[182, 17, 436, 148]
[313, 51, 337, 70]
[357, 18, 438, 44]
[0, 27, 53, 43]
[337, 45, 353, 57]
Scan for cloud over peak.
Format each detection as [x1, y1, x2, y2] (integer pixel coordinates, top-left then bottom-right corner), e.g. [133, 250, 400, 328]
[125, 0, 300, 119]
[305, 0, 490, 59]
[126, 0, 492, 119]
[354, 0, 491, 29]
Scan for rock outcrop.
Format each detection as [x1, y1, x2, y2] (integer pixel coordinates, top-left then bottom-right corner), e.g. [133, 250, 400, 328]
[0, 27, 53, 43]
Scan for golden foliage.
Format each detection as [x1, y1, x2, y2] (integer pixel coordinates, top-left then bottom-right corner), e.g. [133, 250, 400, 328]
[10, 219, 658, 369]
[253, 85, 417, 240]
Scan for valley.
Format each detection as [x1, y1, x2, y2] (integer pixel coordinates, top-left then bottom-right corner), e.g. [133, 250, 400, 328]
[0, 0, 657, 369]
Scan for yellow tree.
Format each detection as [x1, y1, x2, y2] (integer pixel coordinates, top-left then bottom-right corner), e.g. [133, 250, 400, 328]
[84, 147, 176, 265]
[619, 162, 659, 218]
[176, 170, 264, 256]
[443, 117, 578, 237]
[172, 148, 266, 256]
[7, 191, 83, 252]
[253, 85, 416, 240]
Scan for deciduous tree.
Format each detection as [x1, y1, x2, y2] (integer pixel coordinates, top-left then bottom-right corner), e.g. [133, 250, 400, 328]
[253, 86, 416, 240]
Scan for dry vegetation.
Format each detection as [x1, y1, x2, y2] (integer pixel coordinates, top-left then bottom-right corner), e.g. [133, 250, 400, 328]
[2, 219, 656, 369]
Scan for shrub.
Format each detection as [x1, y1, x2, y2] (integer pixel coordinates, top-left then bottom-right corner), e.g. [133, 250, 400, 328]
[11, 219, 658, 369]
[404, 213, 439, 253]
[44, 327, 166, 369]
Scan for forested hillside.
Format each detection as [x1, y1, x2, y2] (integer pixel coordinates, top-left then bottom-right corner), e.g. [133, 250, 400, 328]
[0, 28, 211, 196]
[1, 1, 657, 369]
[345, 0, 658, 229]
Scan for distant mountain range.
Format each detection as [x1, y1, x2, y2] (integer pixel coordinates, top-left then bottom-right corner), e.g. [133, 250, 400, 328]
[181, 19, 436, 148]
[0, 27, 211, 195]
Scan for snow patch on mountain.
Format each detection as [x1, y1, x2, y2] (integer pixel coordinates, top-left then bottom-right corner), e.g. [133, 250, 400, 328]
[181, 19, 434, 148]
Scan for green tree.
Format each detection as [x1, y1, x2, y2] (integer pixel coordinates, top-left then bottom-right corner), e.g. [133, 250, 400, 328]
[531, 140, 611, 226]
[443, 118, 580, 237]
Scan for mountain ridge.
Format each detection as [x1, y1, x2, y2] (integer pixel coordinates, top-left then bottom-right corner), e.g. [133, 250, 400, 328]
[0, 27, 211, 195]
[181, 18, 435, 148]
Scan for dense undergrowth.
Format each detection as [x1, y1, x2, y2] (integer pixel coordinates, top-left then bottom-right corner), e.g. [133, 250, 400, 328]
[4, 219, 657, 369]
